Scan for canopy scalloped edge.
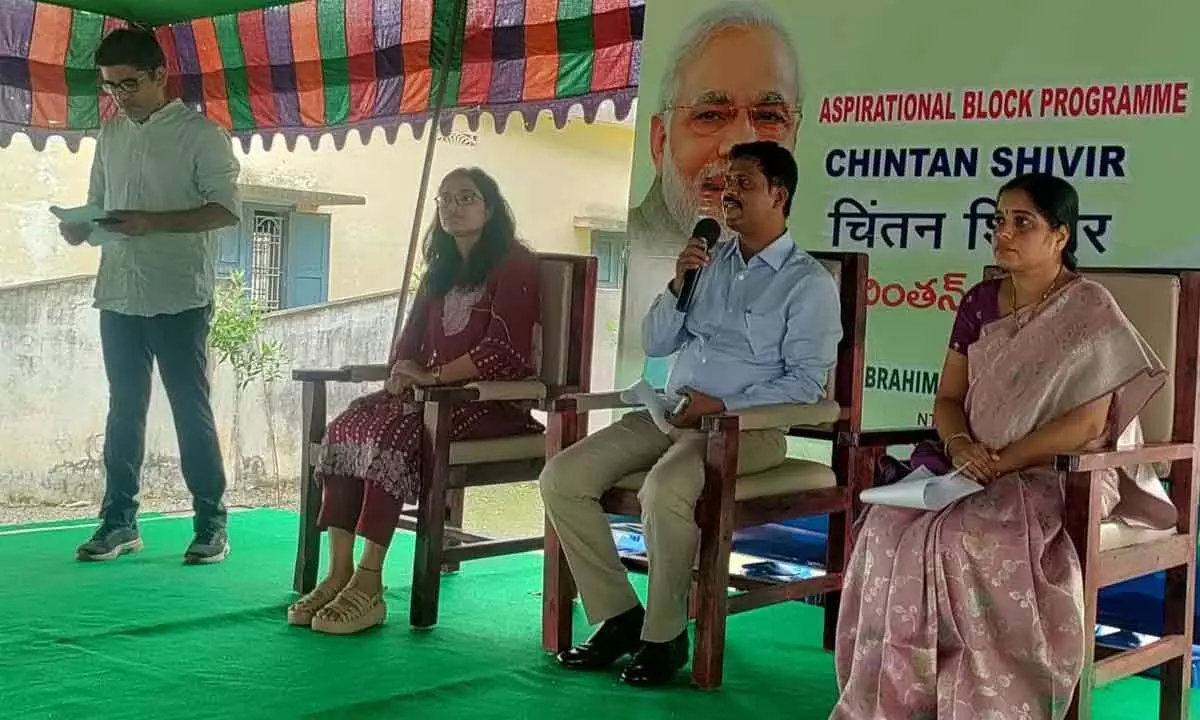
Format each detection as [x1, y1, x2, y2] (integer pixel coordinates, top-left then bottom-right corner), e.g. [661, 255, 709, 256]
[0, 89, 636, 154]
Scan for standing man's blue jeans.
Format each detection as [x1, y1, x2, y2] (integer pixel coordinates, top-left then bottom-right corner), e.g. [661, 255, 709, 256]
[99, 305, 227, 533]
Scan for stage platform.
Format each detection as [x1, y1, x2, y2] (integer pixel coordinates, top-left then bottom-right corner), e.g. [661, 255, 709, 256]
[0, 509, 1181, 718]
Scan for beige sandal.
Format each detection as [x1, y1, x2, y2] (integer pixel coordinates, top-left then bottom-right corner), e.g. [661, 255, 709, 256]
[287, 582, 344, 626]
[311, 567, 387, 635]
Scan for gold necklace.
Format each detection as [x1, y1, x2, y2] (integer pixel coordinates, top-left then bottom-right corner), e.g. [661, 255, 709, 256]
[1010, 266, 1063, 328]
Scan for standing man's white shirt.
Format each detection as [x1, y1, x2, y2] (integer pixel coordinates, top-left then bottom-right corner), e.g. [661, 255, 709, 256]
[88, 98, 242, 316]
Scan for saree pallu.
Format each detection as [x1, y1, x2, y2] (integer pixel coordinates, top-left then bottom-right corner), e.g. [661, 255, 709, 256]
[831, 278, 1176, 720]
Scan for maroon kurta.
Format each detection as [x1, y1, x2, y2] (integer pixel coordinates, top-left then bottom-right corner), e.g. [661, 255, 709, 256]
[315, 245, 543, 506]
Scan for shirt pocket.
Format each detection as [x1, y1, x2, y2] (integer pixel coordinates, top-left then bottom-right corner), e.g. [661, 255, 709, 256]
[743, 309, 784, 360]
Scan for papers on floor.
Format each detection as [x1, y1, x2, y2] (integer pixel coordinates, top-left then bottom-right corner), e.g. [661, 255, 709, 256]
[619, 379, 674, 434]
[859, 465, 984, 511]
[49, 204, 121, 246]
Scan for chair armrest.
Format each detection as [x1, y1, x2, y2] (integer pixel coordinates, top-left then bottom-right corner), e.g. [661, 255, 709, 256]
[414, 380, 547, 404]
[293, 367, 352, 382]
[789, 426, 840, 442]
[1054, 442, 1195, 472]
[293, 364, 391, 383]
[854, 427, 940, 447]
[466, 380, 546, 401]
[703, 400, 841, 432]
[554, 391, 640, 413]
[343, 364, 390, 382]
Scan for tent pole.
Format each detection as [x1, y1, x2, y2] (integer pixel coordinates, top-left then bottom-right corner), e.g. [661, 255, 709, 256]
[389, 0, 469, 363]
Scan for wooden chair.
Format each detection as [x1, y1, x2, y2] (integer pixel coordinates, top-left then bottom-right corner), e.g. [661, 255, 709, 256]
[849, 267, 1200, 719]
[293, 252, 597, 628]
[541, 251, 869, 689]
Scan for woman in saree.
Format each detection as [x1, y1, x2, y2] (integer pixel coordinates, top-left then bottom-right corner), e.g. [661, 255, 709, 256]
[830, 172, 1178, 719]
[286, 167, 542, 635]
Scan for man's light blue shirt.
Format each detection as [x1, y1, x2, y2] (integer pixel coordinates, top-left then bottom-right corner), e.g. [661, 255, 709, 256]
[642, 232, 842, 411]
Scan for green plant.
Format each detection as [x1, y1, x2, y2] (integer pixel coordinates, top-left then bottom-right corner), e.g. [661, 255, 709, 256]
[210, 271, 287, 493]
[210, 271, 284, 389]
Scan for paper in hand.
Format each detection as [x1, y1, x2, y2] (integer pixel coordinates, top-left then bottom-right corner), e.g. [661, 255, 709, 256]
[859, 465, 984, 511]
[51, 204, 106, 224]
[50, 204, 121, 246]
[620, 379, 674, 434]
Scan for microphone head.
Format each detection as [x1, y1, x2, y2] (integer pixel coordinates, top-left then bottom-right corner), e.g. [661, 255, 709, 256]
[693, 217, 722, 248]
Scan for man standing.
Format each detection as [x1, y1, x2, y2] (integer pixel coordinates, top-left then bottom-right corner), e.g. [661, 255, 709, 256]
[618, 1, 803, 388]
[61, 29, 241, 564]
[540, 141, 841, 687]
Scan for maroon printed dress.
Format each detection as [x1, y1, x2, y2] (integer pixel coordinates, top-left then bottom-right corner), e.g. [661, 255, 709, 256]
[314, 246, 544, 505]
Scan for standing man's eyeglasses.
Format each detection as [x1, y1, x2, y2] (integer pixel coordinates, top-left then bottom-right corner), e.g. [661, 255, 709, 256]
[99, 75, 147, 96]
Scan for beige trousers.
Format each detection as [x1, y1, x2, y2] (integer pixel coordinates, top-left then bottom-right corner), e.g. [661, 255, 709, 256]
[539, 411, 786, 642]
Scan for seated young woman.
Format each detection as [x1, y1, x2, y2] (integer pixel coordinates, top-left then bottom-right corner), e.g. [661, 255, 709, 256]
[830, 172, 1178, 719]
[286, 167, 542, 635]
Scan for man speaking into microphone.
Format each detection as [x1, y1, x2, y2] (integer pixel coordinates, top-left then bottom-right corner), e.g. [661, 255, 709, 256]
[539, 141, 841, 687]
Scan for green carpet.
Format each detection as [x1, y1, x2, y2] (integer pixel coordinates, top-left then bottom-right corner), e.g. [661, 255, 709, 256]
[0, 509, 1173, 718]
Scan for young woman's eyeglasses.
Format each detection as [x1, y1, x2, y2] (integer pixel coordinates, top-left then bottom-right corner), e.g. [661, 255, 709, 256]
[436, 190, 481, 208]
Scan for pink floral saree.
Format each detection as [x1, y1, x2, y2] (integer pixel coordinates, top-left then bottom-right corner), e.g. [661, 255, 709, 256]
[831, 277, 1176, 720]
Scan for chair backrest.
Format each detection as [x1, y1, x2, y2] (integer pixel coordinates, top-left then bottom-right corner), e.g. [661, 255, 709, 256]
[809, 251, 870, 432]
[984, 266, 1200, 444]
[536, 253, 598, 392]
[1084, 272, 1179, 444]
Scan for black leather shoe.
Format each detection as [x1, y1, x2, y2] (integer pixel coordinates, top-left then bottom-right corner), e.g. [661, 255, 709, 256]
[621, 631, 689, 687]
[556, 605, 645, 670]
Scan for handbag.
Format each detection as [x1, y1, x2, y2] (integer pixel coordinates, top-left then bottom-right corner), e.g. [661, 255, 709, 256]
[875, 439, 953, 487]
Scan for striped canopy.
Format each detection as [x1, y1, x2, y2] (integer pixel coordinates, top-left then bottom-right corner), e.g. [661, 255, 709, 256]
[0, 0, 644, 151]
[39, 1, 304, 26]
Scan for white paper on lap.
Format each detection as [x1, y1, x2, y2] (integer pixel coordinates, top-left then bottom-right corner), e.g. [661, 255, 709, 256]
[859, 465, 984, 511]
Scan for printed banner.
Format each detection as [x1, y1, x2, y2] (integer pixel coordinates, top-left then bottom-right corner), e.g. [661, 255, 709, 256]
[616, 0, 1195, 429]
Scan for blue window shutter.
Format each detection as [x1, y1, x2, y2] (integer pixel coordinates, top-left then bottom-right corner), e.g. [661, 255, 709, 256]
[285, 212, 331, 308]
[214, 224, 244, 279]
[593, 235, 615, 287]
[590, 231, 626, 290]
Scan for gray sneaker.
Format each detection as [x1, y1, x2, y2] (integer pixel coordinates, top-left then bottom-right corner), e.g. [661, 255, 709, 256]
[77, 524, 143, 561]
[184, 528, 229, 565]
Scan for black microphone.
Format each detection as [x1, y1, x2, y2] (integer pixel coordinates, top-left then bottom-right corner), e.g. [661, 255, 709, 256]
[675, 218, 722, 313]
